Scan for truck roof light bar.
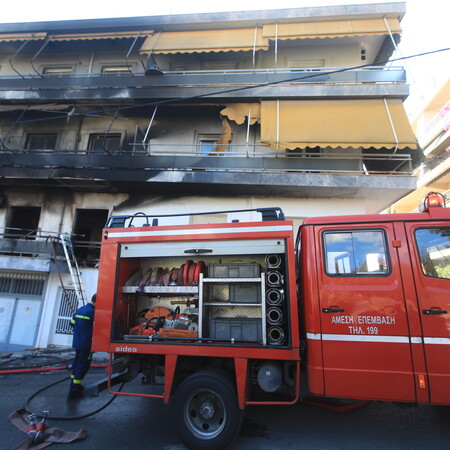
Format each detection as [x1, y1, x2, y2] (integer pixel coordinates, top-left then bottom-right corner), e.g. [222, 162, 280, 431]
[105, 207, 285, 228]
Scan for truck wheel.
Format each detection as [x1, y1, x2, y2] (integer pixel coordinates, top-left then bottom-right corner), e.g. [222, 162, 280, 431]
[171, 370, 241, 449]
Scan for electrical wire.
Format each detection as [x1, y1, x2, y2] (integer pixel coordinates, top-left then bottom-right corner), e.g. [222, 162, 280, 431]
[0, 47, 449, 128]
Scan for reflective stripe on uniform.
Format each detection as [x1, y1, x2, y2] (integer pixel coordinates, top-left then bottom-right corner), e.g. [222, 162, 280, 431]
[72, 378, 83, 384]
[75, 315, 91, 320]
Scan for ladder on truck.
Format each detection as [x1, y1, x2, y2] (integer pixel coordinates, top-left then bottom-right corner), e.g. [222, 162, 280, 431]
[60, 233, 86, 306]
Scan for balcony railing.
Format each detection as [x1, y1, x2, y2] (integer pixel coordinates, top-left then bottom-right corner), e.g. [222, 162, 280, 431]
[0, 65, 407, 83]
[0, 144, 413, 176]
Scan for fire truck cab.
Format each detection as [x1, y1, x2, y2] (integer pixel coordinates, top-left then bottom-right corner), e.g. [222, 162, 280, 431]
[92, 196, 450, 449]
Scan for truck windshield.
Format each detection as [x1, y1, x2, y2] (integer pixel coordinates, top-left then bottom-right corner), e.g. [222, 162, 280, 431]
[415, 227, 450, 280]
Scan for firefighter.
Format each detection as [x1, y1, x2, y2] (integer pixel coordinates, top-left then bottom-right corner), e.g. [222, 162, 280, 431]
[69, 294, 96, 397]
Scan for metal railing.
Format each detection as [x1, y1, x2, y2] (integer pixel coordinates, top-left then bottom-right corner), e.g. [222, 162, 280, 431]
[0, 227, 100, 266]
[0, 143, 413, 175]
[0, 65, 406, 84]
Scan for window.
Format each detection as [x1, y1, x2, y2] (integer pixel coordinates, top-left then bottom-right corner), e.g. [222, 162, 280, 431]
[72, 209, 109, 267]
[324, 230, 389, 276]
[54, 289, 78, 335]
[42, 66, 73, 75]
[88, 133, 121, 153]
[101, 65, 132, 74]
[415, 227, 450, 280]
[197, 138, 218, 156]
[26, 133, 57, 150]
[6, 206, 41, 239]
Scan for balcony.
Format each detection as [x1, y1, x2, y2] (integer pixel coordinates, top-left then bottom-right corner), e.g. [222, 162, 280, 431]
[0, 144, 416, 211]
[0, 228, 101, 271]
[0, 228, 65, 272]
[0, 66, 408, 101]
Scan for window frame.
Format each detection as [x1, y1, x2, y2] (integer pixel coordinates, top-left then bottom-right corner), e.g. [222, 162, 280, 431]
[196, 134, 220, 156]
[100, 64, 133, 75]
[42, 65, 75, 75]
[87, 133, 122, 153]
[414, 226, 450, 280]
[25, 133, 58, 150]
[322, 228, 391, 277]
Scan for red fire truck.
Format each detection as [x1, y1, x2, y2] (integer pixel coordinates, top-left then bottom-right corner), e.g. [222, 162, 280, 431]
[92, 193, 450, 449]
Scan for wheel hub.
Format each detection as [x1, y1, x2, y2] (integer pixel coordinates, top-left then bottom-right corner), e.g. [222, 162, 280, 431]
[199, 400, 215, 419]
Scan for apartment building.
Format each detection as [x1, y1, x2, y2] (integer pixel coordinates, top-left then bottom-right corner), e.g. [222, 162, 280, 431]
[391, 76, 450, 213]
[0, 2, 418, 350]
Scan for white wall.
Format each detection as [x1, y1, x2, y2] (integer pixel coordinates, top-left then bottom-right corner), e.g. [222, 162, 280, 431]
[36, 268, 98, 348]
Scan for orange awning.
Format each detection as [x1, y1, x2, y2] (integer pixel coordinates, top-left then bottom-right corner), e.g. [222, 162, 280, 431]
[139, 28, 269, 54]
[220, 103, 261, 125]
[262, 18, 401, 40]
[260, 99, 417, 150]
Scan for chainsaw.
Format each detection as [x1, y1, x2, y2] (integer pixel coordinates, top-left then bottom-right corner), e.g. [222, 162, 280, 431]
[130, 306, 198, 337]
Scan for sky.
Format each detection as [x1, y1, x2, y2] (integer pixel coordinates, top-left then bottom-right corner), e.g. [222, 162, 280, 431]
[1, 0, 449, 114]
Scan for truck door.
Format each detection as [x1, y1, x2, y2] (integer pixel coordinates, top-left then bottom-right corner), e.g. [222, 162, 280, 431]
[406, 223, 450, 404]
[316, 224, 416, 401]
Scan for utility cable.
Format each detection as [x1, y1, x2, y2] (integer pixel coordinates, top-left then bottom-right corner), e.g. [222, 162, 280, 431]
[0, 47, 449, 128]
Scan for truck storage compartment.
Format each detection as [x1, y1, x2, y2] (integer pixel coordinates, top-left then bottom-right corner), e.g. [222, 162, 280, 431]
[209, 317, 262, 342]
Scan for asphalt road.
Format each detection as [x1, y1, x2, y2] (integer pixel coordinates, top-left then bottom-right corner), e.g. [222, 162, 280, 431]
[2, 366, 450, 449]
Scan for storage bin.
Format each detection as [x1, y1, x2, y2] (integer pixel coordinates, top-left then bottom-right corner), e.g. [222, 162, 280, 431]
[208, 263, 261, 278]
[209, 317, 262, 342]
[207, 282, 261, 303]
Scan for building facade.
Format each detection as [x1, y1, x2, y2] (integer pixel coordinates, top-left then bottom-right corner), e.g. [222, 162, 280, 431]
[391, 76, 450, 213]
[0, 2, 418, 350]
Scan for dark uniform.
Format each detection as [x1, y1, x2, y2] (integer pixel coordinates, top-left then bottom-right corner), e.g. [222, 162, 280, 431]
[69, 296, 95, 393]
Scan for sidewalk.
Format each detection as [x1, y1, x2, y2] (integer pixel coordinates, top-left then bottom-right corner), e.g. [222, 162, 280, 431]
[0, 345, 108, 370]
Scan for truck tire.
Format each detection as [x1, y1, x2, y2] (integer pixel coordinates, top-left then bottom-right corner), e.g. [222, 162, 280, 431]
[171, 370, 241, 449]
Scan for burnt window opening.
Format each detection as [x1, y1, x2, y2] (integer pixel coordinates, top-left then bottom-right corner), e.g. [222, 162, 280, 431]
[6, 206, 41, 239]
[88, 133, 122, 154]
[72, 209, 109, 267]
[26, 133, 57, 150]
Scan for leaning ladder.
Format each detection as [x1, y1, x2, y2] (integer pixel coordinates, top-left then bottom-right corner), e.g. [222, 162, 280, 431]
[60, 233, 86, 306]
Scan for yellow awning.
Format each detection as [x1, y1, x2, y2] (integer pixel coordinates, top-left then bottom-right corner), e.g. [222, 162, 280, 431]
[49, 31, 153, 41]
[0, 32, 47, 42]
[260, 99, 417, 150]
[0, 31, 152, 42]
[139, 28, 269, 54]
[220, 103, 261, 125]
[262, 18, 401, 40]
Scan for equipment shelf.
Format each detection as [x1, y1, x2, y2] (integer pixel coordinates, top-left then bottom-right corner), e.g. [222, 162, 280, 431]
[122, 286, 199, 294]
